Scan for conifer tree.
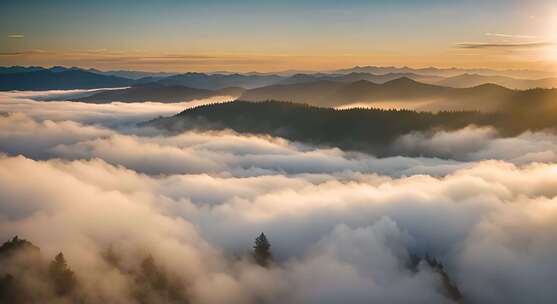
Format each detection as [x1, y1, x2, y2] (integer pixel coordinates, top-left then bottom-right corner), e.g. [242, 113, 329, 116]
[253, 233, 272, 267]
[49, 252, 77, 296]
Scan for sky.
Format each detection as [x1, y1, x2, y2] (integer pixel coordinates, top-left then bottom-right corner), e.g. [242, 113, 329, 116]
[2, 0, 557, 72]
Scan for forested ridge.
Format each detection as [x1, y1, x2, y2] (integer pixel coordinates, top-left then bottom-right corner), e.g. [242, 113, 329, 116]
[147, 100, 516, 156]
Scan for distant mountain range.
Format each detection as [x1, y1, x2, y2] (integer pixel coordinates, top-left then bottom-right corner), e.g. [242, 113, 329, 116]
[0, 67, 284, 91]
[0, 66, 557, 95]
[240, 77, 517, 111]
[434, 73, 557, 90]
[277, 72, 444, 85]
[73, 83, 244, 103]
[0, 66, 46, 74]
[154, 72, 282, 90]
[240, 77, 557, 115]
[0, 66, 176, 79]
[0, 69, 134, 91]
[332, 65, 554, 79]
[3, 65, 556, 116]
[87, 69, 177, 80]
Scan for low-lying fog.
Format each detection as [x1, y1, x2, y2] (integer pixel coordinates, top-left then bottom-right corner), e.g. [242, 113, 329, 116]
[1, 90, 556, 304]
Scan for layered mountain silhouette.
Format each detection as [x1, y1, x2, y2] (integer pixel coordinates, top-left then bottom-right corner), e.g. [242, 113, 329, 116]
[0, 69, 133, 91]
[87, 69, 177, 80]
[154, 72, 282, 90]
[0, 68, 284, 91]
[333, 65, 553, 79]
[2, 65, 557, 92]
[4, 64, 556, 115]
[73, 83, 244, 103]
[0, 66, 45, 74]
[278, 72, 443, 86]
[239, 77, 516, 111]
[0, 66, 175, 79]
[435, 73, 557, 90]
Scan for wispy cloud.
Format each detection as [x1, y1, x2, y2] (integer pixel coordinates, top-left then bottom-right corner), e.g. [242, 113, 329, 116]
[7, 34, 24, 38]
[455, 41, 552, 49]
[0, 49, 51, 56]
[0, 48, 274, 66]
[0, 52, 24, 56]
[485, 33, 538, 39]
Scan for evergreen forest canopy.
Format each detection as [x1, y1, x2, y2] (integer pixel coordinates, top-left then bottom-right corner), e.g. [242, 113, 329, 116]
[146, 100, 550, 157]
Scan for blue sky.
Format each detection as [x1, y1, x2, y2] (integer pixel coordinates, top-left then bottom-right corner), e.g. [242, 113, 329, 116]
[1, 0, 556, 71]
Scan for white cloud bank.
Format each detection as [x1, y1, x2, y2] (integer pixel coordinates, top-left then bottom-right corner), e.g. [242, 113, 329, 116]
[1, 90, 557, 303]
[0, 90, 234, 128]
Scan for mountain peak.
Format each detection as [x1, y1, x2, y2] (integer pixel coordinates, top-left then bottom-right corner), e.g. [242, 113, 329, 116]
[384, 76, 420, 86]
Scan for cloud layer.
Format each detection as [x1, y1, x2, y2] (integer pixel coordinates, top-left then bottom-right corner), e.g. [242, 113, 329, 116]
[1, 90, 557, 303]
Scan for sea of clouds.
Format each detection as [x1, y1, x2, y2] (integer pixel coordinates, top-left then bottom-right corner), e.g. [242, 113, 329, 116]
[1, 90, 557, 303]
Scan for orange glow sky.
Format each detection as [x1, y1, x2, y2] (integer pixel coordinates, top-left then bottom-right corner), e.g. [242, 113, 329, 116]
[2, 0, 557, 72]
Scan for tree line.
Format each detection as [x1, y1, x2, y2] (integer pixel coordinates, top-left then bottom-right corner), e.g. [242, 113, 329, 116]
[148, 100, 541, 157]
[0, 233, 462, 303]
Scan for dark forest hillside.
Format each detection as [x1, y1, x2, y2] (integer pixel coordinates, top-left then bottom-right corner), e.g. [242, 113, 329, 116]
[146, 100, 557, 156]
[146, 100, 505, 155]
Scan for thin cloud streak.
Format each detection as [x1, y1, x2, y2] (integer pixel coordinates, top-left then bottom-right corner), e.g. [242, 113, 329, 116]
[0, 52, 24, 56]
[455, 41, 553, 49]
[0, 49, 52, 56]
[484, 33, 538, 39]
